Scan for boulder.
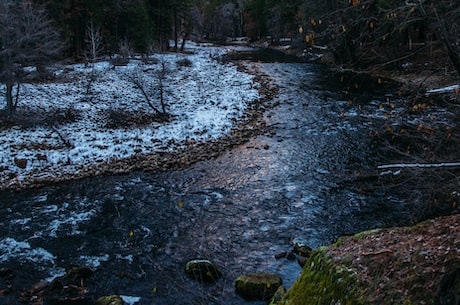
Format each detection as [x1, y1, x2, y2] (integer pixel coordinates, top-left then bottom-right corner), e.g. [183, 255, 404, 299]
[235, 273, 282, 301]
[96, 295, 123, 305]
[277, 214, 460, 305]
[185, 259, 222, 283]
[293, 241, 312, 257]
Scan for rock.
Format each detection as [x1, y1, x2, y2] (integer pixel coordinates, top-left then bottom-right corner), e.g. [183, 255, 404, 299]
[268, 285, 286, 305]
[279, 214, 460, 305]
[286, 252, 296, 260]
[235, 273, 282, 301]
[185, 259, 222, 283]
[14, 158, 28, 169]
[274, 251, 287, 259]
[96, 295, 123, 305]
[293, 240, 312, 257]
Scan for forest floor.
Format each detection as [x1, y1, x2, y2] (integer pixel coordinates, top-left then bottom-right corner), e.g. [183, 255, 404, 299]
[326, 213, 459, 305]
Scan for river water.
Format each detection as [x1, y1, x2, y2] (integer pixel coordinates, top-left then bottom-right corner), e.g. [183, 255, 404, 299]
[0, 54, 454, 304]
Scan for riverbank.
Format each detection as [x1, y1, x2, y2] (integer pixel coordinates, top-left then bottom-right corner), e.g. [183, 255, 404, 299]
[274, 213, 459, 305]
[0, 45, 275, 192]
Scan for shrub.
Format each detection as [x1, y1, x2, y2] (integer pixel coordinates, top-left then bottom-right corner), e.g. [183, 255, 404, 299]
[176, 58, 193, 67]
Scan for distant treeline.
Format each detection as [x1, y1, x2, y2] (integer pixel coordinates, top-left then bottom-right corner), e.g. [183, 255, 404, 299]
[31, 0, 460, 75]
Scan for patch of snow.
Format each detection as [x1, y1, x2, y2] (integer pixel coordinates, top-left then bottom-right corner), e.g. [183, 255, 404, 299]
[0, 44, 260, 188]
[0, 237, 55, 265]
[79, 254, 110, 268]
[115, 254, 134, 263]
[45, 268, 67, 282]
[120, 295, 141, 305]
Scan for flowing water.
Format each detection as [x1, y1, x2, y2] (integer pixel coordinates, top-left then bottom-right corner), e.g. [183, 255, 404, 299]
[0, 53, 454, 304]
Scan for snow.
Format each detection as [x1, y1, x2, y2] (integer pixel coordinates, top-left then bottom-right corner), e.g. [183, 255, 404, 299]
[120, 295, 141, 305]
[78, 254, 110, 268]
[0, 43, 260, 188]
[0, 237, 55, 265]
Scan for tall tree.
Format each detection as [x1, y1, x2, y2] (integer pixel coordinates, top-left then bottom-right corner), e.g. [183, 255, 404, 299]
[0, 0, 62, 117]
[120, 0, 154, 52]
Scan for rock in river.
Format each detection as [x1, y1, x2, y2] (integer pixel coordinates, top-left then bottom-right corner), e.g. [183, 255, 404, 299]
[185, 259, 222, 283]
[96, 295, 123, 305]
[235, 273, 282, 301]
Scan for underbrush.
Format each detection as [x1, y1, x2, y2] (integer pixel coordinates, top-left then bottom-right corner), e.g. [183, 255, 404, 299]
[0, 106, 80, 130]
[104, 108, 173, 128]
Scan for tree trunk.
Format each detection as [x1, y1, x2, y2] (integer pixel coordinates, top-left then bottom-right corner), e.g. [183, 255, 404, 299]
[5, 81, 14, 118]
[173, 7, 179, 52]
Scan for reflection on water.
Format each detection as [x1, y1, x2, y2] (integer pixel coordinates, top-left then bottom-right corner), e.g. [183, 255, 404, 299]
[0, 60, 450, 304]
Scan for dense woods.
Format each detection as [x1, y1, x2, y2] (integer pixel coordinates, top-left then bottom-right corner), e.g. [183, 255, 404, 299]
[1, 0, 459, 76]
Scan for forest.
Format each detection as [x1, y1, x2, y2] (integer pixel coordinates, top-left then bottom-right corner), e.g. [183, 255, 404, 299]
[2, 0, 459, 71]
[1, 0, 459, 117]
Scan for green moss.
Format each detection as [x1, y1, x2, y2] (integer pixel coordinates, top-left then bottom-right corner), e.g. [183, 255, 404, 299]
[277, 249, 366, 305]
[96, 295, 123, 305]
[235, 273, 283, 301]
[333, 229, 385, 248]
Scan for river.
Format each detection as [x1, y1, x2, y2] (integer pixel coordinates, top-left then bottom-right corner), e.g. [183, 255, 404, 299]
[0, 51, 454, 305]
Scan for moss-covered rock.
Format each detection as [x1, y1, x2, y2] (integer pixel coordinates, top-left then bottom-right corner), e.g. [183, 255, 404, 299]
[276, 214, 460, 305]
[185, 259, 222, 283]
[235, 273, 282, 301]
[278, 248, 363, 305]
[96, 295, 123, 305]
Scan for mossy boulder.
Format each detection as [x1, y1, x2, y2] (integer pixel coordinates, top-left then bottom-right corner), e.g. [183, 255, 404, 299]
[185, 259, 222, 283]
[96, 295, 123, 305]
[277, 249, 363, 305]
[235, 273, 282, 301]
[276, 214, 460, 305]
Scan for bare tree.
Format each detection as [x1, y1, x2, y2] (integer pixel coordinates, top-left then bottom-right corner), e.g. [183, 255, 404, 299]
[84, 20, 103, 97]
[0, 0, 62, 118]
[125, 62, 169, 115]
[85, 20, 103, 66]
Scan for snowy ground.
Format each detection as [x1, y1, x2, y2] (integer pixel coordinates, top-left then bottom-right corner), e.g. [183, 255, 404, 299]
[0, 43, 260, 190]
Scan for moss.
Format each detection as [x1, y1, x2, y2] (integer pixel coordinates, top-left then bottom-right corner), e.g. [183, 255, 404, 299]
[277, 249, 366, 305]
[235, 273, 282, 301]
[96, 295, 123, 305]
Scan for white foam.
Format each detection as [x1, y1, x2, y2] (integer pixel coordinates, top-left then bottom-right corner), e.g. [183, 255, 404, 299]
[0, 237, 55, 265]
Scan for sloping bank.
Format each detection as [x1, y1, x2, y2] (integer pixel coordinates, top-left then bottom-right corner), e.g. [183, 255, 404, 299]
[273, 213, 459, 305]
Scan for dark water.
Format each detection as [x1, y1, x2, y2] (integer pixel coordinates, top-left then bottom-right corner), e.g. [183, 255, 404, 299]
[0, 55, 454, 304]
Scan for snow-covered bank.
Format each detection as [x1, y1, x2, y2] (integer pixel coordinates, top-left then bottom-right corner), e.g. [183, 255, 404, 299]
[0, 44, 260, 190]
